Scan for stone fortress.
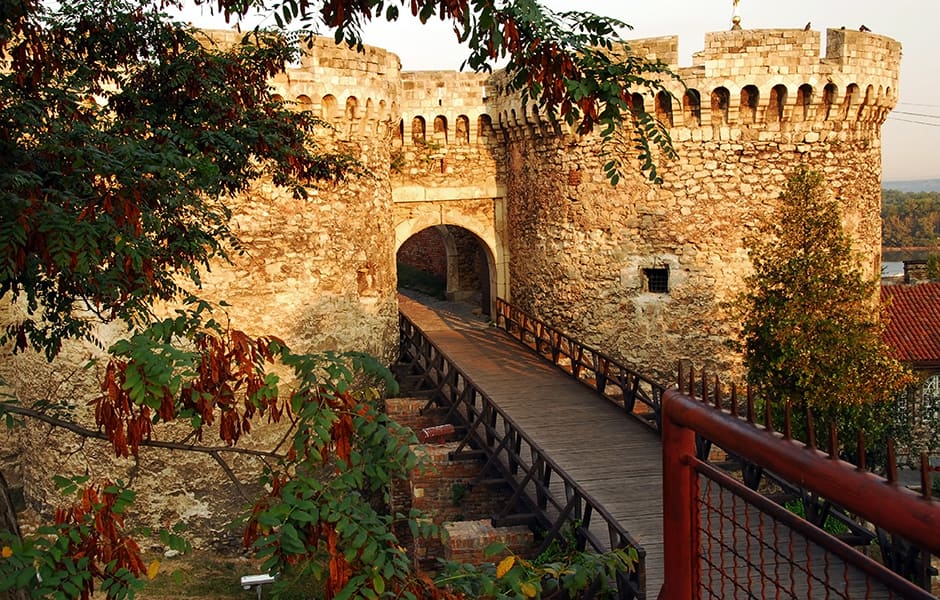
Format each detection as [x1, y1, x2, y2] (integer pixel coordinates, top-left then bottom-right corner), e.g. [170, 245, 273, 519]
[0, 25, 902, 541]
[206, 25, 901, 380]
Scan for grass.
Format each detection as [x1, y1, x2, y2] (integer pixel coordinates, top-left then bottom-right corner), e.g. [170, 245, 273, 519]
[139, 550, 318, 599]
[783, 499, 851, 536]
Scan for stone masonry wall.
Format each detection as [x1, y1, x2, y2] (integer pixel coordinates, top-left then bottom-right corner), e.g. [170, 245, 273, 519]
[0, 27, 901, 547]
[490, 28, 899, 380]
[197, 35, 403, 361]
[0, 308, 274, 549]
[393, 71, 505, 197]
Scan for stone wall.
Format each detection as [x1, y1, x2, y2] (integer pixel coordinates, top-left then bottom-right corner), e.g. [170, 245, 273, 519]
[489, 28, 899, 380]
[0, 308, 274, 549]
[192, 35, 404, 362]
[392, 72, 505, 202]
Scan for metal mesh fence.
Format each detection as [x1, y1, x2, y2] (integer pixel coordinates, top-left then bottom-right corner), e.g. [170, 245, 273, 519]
[693, 460, 931, 600]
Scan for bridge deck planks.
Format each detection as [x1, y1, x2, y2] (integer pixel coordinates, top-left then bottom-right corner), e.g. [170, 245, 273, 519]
[398, 296, 899, 600]
[399, 295, 667, 594]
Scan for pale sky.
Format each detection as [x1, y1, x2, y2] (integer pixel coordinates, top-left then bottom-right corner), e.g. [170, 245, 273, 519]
[181, 1, 939, 181]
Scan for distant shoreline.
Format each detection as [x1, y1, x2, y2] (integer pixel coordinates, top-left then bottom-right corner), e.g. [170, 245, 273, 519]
[883, 247, 940, 252]
[882, 247, 939, 262]
[883, 178, 940, 193]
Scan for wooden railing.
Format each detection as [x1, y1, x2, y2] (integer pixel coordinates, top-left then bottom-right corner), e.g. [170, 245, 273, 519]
[398, 311, 647, 600]
[494, 298, 666, 431]
[491, 298, 938, 596]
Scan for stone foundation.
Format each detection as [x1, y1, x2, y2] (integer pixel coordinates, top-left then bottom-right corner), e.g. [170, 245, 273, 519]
[386, 399, 536, 567]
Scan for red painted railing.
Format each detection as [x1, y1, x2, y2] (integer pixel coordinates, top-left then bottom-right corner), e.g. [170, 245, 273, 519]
[661, 386, 940, 599]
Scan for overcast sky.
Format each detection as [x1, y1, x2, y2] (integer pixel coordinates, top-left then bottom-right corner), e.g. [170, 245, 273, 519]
[182, 0, 939, 181]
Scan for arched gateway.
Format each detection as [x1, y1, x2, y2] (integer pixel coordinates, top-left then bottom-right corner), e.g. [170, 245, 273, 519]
[393, 197, 508, 316]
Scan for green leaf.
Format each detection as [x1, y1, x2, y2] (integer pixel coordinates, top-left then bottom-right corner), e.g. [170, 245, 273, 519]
[484, 542, 508, 558]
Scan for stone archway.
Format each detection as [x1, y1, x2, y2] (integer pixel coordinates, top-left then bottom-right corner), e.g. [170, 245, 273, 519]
[394, 198, 507, 315]
[397, 225, 495, 315]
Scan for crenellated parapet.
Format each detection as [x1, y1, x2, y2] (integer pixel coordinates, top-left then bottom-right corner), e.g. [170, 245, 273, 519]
[198, 27, 901, 163]
[671, 28, 899, 143]
[397, 71, 492, 147]
[274, 36, 402, 140]
[483, 28, 900, 146]
[199, 31, 403, 140]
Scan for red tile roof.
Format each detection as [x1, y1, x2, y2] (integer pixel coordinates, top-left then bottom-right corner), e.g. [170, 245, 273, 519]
[881, 282, 940, 368]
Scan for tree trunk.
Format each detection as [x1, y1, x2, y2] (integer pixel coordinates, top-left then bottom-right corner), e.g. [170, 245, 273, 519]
[0, 469, 29, 600]
[0, 470, 21, 539]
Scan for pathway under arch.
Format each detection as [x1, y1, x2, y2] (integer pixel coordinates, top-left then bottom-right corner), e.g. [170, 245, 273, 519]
[394, 197, 508, 315]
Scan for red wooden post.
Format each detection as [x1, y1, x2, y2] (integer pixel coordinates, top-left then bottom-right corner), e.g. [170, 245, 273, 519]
[660, 388, 699, 600]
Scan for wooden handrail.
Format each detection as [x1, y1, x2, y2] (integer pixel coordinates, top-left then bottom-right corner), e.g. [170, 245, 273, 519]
[493, 298, 666, 431]
[398, 311, 647, 599]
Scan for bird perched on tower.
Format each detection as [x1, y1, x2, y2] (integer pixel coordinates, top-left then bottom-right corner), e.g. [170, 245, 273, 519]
[803, 21, 811, 31]
[859, 24, 871, 32]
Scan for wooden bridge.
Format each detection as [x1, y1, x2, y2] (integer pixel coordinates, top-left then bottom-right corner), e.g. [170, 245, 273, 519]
[396, 294, 940, 600]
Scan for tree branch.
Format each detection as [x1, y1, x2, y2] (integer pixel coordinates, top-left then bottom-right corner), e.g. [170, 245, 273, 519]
[209, 450, 252, 503]
[1, 404, 287, 460]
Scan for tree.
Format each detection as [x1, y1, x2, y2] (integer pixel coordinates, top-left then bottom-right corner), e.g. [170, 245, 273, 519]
[0, 0, 662, 597]
[880, 189, 940, 248]
[736, 167, 912, 446]
[927, 253, 940, 280]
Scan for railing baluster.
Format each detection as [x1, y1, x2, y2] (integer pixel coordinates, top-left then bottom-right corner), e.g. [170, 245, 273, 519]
[404, 301, 647, 600]
[662, 387, 940, 599]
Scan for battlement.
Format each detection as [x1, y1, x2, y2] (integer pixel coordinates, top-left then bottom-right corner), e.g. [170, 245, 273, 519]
[398, 71, 491, 146]
[483, 28, 900, 142]
[202, 33, 406, 140]
[199, 27, 901, 156]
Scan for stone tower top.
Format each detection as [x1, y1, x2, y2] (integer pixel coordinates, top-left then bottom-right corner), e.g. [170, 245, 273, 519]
[483, 27, 901, 144]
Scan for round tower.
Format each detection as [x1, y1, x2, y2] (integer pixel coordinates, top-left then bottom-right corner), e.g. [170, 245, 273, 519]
[200, 34, 405, 361]
[493, 28, 901, 379]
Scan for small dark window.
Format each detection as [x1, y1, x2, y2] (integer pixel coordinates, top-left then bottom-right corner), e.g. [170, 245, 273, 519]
[644, 268, 669, 293]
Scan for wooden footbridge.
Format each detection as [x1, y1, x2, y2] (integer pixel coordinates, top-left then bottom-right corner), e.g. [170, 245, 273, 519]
[396, 294, 940, 600]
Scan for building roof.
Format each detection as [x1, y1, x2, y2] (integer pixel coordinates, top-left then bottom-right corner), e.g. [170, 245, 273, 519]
[881, 282, 940, 368]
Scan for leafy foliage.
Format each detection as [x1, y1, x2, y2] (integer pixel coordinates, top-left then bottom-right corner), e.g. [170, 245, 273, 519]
[0, 0, 359, 360]
[928, 253, 940, 280]
[0, 476, 187, 600]
[435, 542, 638, 599]
[241, 377, 429, 599]
[881, 189, 940, 247]
[887, 373, 940, 462]
[735, 167, 913, 446]
[1, 0, 663, 597]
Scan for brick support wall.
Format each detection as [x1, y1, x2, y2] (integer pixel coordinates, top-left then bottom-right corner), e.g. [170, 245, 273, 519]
[397, 227, 447, 277]
[385, 399, 533, 566]
[444, 520, 537, 564]
[386, 398, 449, 433]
